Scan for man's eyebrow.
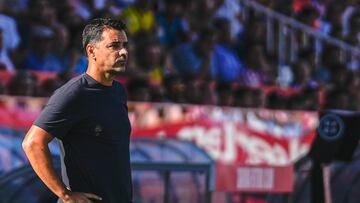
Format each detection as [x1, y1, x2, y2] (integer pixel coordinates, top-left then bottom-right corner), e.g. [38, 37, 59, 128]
[106, 41, 119, 46]
[109, 40, 128, 44]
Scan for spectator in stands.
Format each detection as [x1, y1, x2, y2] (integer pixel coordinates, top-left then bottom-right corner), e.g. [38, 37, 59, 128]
[216, 82, 234, 106]
[241, 15, 267, 47]
[52, 25, 87, 74]
[113, 0, 136, 8]
[212, 17, 245, 82]
[38, 71, 72, 98]
[183, 0, 205, 35]
[240, 43, 273, 87]
[150, 83, 167, 102]
[323, 88, 355, 110]
[7, 71, 38, 96]
[184, 0, 223, 36]
[171, 27, 217, 80]
[127, 78, 152, 102]
[302, 87, 320, 110]
[297, 46, 317, 69]
[347, 71, 360, 96]
[183, 79, 203, 104]
[313, 0, 333, 17]
[237, 16, 267, 61]
[0, 0, 28, 15]
[233, 87, 255, 108]
[214, 0, 244, 40]
[163, 74, 186, 103]
[288, 94, 307, 110]
[288, 87, 319, 110]
[57, 1, 88, 30]
[319, 2, 344, 37]
[0, 3, 20, 51]
[251, 88, 267, 108]
[269, 0, 293, 15]
[0, 2, 20, 72]
[23, 0, 63, 45]
[21, 25, 64, 72]
[0, 28, 15, 72]
[344, 10, 360, 46]
[266, 91, 289, 110]
[290, 60, 318, 89]
[277, 0, 325, 21]
[82, 0, 117, 18]
[277, 46, 315, 87]
[199, 81, 218, 105]
[342, 0, 359, 38]
[67, 26, 89, 74]
[234, 87, 267, 108]
[63, 0, 93, 22]
[119, 0, 156, 35]
[132, 39, 170, 85]
[173, 17, 246, 83]
[156, 0, 190, 48]
[313, 45, 341, 84]
[296, 5, 320, 28]
[327, 62, 351, 90]
[184, 80, 218, 105]
[38, 77, 64, 97]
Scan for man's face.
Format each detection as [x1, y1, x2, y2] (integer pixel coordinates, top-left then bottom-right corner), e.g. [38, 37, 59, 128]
[93, 28, 128, 75]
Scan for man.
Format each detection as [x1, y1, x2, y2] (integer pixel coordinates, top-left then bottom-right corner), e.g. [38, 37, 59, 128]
[22, 18, 132, 203]
[0, 28, 15, 71]
[171, 27, 217, 80]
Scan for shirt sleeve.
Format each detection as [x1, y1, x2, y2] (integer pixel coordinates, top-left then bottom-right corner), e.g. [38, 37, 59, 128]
[34, 87, 82, 139]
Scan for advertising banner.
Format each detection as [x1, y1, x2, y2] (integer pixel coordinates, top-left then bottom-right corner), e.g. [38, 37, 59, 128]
[0, 97, 318, 175]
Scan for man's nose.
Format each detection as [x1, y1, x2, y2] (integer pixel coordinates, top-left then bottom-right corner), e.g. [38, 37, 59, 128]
[119, 48, 128, 56]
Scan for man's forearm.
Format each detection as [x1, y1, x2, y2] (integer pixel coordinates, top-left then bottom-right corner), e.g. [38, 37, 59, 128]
[22, 143, 70, 200]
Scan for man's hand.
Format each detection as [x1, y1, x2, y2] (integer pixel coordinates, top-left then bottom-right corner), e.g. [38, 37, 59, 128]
[62, 191, 102, 203]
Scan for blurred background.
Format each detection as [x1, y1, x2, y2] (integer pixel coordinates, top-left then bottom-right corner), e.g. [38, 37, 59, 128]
[1, 0, 360, 202]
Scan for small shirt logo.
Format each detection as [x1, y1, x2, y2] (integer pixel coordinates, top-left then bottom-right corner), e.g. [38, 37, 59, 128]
[318, 113, 345, 141]
[94, 125, 103, 136]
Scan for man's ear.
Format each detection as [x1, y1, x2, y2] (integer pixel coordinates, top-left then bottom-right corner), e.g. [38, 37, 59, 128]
[86, 44, 96, 59]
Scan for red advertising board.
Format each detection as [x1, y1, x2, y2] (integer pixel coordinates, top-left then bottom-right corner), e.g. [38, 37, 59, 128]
[216, 164, 294, 193]
[0, 96, 316, 197]
[0, 97, 318, 166]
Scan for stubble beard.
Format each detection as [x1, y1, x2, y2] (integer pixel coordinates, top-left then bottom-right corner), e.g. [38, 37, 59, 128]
[108, 66, 126, 77]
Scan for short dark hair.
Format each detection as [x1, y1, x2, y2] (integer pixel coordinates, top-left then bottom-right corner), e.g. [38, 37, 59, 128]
[82, 18, 127, 55]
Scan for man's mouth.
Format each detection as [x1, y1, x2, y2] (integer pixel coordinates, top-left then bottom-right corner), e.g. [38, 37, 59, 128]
[116, 60, 127, 66]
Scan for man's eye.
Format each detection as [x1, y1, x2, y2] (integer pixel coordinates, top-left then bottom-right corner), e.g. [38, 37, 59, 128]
[111, 44, 120, 49]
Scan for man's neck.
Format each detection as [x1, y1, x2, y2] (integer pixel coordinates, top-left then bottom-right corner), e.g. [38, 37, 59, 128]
[86, 68, 114, 86]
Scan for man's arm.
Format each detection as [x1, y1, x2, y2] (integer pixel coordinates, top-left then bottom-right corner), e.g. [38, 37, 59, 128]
[22, 125, 102, 203]
[22, 125, 70, 200]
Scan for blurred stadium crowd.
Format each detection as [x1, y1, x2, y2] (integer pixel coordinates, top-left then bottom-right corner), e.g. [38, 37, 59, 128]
[0, 0, 360, 111]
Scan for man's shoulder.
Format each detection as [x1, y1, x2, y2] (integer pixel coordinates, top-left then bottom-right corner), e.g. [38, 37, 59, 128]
[51, 74, 86, 100]
[58, 74, 84, 88]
